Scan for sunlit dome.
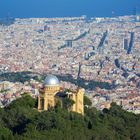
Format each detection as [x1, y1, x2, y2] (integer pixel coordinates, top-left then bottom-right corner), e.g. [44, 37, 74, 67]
[44, 75, 60, 86]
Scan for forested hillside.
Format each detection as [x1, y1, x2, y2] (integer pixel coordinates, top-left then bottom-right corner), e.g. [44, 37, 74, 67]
[0, 95, 140, 140]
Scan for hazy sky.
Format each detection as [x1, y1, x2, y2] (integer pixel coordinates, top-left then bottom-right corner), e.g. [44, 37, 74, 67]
[0, 0, 140, 18]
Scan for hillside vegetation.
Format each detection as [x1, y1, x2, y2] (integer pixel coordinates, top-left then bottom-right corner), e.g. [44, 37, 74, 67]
[0, 95, 140, 140]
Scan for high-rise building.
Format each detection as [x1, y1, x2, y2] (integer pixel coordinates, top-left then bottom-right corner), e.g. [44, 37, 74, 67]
[123, 39, 128, 50]
[136, 15, 140, 22]
[44, 25, 50, 31]
[127, 32, 135, 54]
[65, 40, 73, 47]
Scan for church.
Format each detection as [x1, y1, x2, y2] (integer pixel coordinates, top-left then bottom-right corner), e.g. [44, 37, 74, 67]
[38, 75, 84, 115]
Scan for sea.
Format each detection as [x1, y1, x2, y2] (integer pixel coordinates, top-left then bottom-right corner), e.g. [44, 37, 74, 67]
[0, 0, 140, 18]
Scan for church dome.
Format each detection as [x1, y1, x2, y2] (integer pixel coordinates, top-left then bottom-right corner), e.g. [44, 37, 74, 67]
[44, 75, 60, 86]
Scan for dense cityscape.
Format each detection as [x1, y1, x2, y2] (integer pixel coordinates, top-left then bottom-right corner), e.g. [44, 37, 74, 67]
[0, 15, 140, 114]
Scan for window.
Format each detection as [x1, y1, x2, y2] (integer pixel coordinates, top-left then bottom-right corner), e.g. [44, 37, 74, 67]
[40, 98, 44, 110]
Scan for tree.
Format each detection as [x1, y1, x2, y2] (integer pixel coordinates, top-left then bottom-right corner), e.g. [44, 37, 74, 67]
[0, 94, 140, 140]
[84, 96, 92, 106]
[0, 127, 14, 140]
[63, 97, 75, 110]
